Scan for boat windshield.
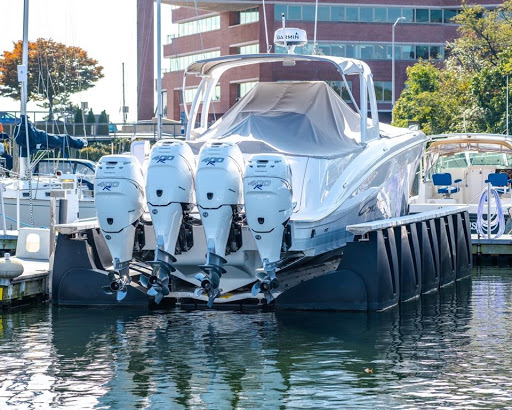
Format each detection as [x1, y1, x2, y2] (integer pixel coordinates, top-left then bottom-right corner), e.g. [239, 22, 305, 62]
[433, 152, 512, 173]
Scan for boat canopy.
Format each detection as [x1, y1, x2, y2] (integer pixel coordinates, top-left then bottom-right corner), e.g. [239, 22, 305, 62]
[196, 81, 366, 157]
[427, 134, 512, 155]
[184, 53, 380, 143]
[14, 115, 86, 157]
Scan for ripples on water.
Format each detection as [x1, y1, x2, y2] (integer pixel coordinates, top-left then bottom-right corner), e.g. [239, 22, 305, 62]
[0, 268, 511, 409]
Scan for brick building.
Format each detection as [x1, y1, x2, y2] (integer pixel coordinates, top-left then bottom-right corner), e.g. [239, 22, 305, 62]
[137, 0, 501, 123]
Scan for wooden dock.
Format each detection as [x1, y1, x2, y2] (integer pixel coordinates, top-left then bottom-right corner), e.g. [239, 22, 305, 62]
[0, 259, 49, 308]
[472, 234, 512, 265]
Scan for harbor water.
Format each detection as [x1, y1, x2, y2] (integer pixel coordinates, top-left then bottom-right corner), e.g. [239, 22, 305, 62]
[1, 268, 511, 409]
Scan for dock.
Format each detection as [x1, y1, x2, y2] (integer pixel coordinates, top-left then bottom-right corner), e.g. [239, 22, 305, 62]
[0, 260, 49, 308]
[472, 234, 512, 265]
[0, 228, 50, 309]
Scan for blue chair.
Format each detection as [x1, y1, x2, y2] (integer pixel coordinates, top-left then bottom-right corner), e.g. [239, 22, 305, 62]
[486, 173, 512, 195]
[432, 173, 461, 197]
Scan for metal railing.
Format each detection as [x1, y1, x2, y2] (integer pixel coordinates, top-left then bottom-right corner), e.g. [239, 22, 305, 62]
[0, 110, 186, 140]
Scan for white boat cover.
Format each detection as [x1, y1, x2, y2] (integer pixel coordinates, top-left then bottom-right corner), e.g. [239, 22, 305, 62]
[197, 82, 366, 158]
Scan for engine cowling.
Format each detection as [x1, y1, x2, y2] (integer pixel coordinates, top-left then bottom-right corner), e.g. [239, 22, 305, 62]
[195, 141, 244, 256]
[145, 140, 195, 255]
[244, 154, 293, 267]
[95, 154, 145, 268]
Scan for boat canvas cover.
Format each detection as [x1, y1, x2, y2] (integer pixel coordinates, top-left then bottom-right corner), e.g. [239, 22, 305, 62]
[15, 115, 86, 157]
[197, 82, 365, 158]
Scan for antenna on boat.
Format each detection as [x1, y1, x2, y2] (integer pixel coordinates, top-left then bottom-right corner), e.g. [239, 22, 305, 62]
[312, 0, 318, 55]
[156, 0, 162, 140]
[274, 16, 307, 55]
[261, 0, 271, 53]
[281, 13, 287, 50]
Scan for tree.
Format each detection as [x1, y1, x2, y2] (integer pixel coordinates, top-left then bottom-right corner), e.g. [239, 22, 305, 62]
[449, 2, 512, 71]
[394, 1, 512, 134]
[86, 109, 95, 125]
[0, 38, 103, 119]
[97, 110, 109, 135]
[393, 62, 465, 134]
[74, 107, 84, 136]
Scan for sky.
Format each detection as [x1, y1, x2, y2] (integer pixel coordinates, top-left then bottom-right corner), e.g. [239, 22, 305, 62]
[1, 0, 173, 124]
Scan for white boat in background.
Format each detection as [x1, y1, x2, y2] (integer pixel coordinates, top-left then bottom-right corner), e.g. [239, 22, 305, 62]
[95, 27, 428, 306]
[409, 133, 512, 234]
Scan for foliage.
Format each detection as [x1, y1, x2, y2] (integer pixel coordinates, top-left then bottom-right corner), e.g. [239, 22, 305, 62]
[0, 38, 103, 119]
[393, 1, 512, 134]
[78, 141, 113, 162]
[97, 110, 109, 135]
[78, 139, 134, 162]
[74, 108, 84, 124]
[86, 109, 95, 124]
[449, 2, 512, 70]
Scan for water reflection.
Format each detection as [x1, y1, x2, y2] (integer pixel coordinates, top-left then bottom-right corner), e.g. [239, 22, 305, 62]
[0, 272, 511, 408]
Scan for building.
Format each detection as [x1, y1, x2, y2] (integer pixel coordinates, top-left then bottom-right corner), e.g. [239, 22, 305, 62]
[137, 0, 501, 124]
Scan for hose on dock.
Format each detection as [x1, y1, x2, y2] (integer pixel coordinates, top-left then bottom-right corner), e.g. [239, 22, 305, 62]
[477, 187, 505, 238]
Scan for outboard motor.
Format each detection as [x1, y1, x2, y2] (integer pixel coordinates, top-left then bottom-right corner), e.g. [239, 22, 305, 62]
[195, 141, 245, 307]
[95, 155, 145, 300]
[143, 140, 196, 303]
[244, 154, 293, 302]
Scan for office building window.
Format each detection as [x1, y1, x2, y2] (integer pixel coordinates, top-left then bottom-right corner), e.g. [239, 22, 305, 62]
[239, 7, 259, 25]
[237, 81, 258, 99]
[168, 50, 220, 72]
[275, 42, 444, 61]
[374, 82, 392, 101]
[431, 9, 443, 23]
[176, 15, 220, 38]
[183, 86, 220, 104]
[239, 44, 259, 54]
[331, 6, 345, 22]
[275, 4, 464, 25]
[443, 9, 460, 23]
[415, 9, 430, 23]
[327, 81, 352, 101]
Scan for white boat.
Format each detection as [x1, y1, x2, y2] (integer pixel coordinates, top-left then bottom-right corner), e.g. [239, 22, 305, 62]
[410, 133, 512, 234]
[0, 171, 96, 229]
[95, 27, 427, 306]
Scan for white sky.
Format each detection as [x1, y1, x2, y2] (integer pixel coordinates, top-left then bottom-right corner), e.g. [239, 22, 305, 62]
[1, 0, 173, 124]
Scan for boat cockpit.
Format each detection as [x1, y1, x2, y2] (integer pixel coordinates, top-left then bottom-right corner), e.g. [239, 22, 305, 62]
[416, 135, 512, 206]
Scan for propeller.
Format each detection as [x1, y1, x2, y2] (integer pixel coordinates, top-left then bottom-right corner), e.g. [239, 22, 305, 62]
[194, 270, 222, 308]
[140, 261, 173, 304]
[102, 270, 130, 301]
[251, 270, 279, 304]
[193, 248, 226, 308]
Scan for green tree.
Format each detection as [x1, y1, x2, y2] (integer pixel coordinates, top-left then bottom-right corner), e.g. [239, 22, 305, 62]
[0, 38, 103, 119]
[97, 110, 109, 135]
[393, 62, 464, 134]
[394, 1, 512, 134]
[74, 107, 84, 136]
[86, 109, 96, 136]
[449, 2, 512, 71]
[86, 109, 95, 124]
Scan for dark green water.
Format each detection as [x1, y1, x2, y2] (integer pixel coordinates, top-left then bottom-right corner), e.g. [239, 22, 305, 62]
[1, 268, 512, 409]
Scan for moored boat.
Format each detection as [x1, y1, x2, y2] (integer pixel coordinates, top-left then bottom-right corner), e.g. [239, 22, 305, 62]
[94, 27, 428, 307]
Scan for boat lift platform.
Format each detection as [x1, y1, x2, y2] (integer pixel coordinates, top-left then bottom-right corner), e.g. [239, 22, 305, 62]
[49, 207, 472, 311]
[275, 206, 472, 311]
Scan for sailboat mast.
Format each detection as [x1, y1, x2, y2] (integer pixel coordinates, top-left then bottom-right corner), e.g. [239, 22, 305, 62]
[122, 62, 127, 124]
[156, 0, 162, 140]
[19, 0, 31, 177]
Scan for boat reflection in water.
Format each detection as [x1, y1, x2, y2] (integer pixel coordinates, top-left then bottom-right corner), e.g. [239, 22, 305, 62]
[2, 274, 512, 407]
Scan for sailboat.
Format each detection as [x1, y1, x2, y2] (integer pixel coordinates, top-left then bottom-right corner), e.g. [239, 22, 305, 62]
[0, 0, 96, 230]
